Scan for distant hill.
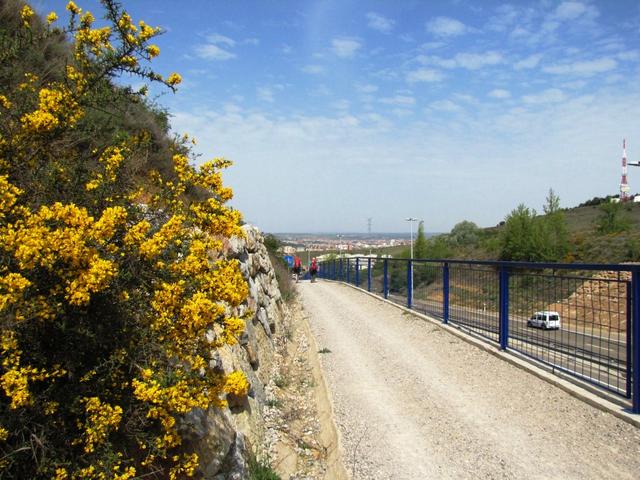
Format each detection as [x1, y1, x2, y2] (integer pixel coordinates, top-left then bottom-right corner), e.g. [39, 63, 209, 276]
[369, 200, 640, 265]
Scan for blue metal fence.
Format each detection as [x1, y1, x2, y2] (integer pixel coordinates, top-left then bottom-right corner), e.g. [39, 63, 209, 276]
[319, 256, 640, 413]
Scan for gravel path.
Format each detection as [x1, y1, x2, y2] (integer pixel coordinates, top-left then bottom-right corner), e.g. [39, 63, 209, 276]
[298, 281, 640, 480]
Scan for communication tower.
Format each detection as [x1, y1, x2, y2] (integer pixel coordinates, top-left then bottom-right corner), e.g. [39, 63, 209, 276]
[621, 138, 630, 201]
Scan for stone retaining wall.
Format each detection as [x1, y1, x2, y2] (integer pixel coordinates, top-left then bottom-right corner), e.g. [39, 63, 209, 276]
[184, 224, 286, 479]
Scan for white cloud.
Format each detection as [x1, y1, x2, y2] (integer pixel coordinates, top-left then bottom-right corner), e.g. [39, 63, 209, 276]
[406, 68, 445, 83]
[454, 51, 503, 70]
[420, 41, 446, 50]
[562, 80, 587, 89]
[243, 38, 260, 46]
[618, 50, 640, 61]
[196, 33, 238, 60]
[522, 88, 566, 104]
[331, 99, 351, 110]
[426, 16, 469, 37]
[366, 12, 395, 34]
[256, 85, 284, 103]
[257, 87, 274, 103]
[391, 108, 413, 117]
[554, 1, 588, 20]
[514, 54, 543, 70]
[206, 33, 236, 47]
[195, 44, 236, 61]
[542, 57, 617, 76]
[488, 89, 511, 99]
[542, 1, 599, 35]
[380, 95, 415, 106]
[302, 64, 325, 74]
[486, 4, 520, 32]
[417, 51, 503, 70]
[331, 37, 362, 58]
[428, 99, 462, 112]
[356, 84, 379, 94]
[281, 44, 293, 54]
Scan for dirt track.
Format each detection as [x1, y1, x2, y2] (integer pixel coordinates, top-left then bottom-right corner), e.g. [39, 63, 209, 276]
[298, 281, 640, 480]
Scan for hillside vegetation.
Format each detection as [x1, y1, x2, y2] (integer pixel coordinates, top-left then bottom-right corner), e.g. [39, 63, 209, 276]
[0, 2, 251, 479]
[392, 191, 640, 265]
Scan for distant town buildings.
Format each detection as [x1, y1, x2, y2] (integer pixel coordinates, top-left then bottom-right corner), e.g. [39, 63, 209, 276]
[276, 233, 410, 254]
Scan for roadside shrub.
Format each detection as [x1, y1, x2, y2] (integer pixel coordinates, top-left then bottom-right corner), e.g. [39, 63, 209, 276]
[0, 2, 249, 478]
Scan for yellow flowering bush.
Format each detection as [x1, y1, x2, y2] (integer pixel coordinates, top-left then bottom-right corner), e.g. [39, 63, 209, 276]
[0, 1, 250, 478]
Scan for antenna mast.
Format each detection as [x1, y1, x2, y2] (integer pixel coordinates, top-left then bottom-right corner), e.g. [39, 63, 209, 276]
[621, 138, 630, 201]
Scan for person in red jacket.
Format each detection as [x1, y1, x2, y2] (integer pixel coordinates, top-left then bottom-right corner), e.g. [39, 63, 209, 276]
[310, 257, 318, 283]
[292, 255, 302, 282]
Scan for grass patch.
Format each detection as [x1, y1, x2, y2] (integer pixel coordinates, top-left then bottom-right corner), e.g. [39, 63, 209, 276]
[317, 347, 331, 354]
[248, 457, 281, 480]
[266, 398, 282, 408]
[274, 375, 289, 389]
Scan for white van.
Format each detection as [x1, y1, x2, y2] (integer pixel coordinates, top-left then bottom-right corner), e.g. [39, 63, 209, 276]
[527, 311, 561, 330]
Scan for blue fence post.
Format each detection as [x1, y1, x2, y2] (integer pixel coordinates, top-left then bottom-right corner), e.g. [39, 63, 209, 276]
[499, 266, 510, 350]
[632, 270, 640, 413]
[355, 258, 360, 287]
[626, 281, 632, 399]
[339, 258, 343, 281]
[443, 262, 449, 324]
[367, 258, 372, 292]
[407, 259, 413, 309]
[346, 259, 351, 284]
[383, 258, 389, 299]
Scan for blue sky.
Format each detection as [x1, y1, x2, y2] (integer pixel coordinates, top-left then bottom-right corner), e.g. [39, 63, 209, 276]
[40, 1, 640, 233]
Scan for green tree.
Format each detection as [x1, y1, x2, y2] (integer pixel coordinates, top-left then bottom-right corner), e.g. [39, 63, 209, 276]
[540, 188, 569, 261]
[414, 220, 428, 258]
[500, 204, 539, 261]
[596, 201, 631, 234]
[263, 233, 281, 255]
[449, 220, 480, 246]
[543, 188, 561, 215]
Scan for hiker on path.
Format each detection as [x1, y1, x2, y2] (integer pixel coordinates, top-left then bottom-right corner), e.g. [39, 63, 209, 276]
[292, 255, 302, 282]
[310, 257, 318, 283]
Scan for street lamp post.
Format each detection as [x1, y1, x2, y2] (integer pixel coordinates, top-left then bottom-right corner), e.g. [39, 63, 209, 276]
[405, 218, 417, 259]
[405, 217, 418, 301]
[336, 234, 344, 280]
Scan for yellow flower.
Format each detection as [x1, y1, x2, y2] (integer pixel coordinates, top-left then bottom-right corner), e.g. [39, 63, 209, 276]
[46, 12, 58, 25]
[146, 44, 160, 58]
[113, 466, 136, 480]
[224, 371, 249, 396]
[53, 468, 69, 480]
[0, 426, 8, 442]
[66, 1, 81, 15]
[166, 73, 182, 86]
[80, 11, 95, 27]
[121, 55, 138, 68]
[20, 5, 34, 27]
[78, 397, 123, 453]
[0, 95, 10, 109]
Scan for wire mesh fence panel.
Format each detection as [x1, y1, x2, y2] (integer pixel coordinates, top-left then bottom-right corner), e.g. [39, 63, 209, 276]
[348, 259, 358, 286]
[448, 264, 500, 343]
[508, 269, 629, 396]
[412, 261, 444, 318]
[387, 259, 408, 307]
[370, 258, 386, 298]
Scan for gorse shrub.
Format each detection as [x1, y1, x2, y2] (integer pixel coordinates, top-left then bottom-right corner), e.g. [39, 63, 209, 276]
[0, 1, 250, 478]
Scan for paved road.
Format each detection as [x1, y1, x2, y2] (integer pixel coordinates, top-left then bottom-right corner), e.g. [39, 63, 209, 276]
[300, 281, 640, 480]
